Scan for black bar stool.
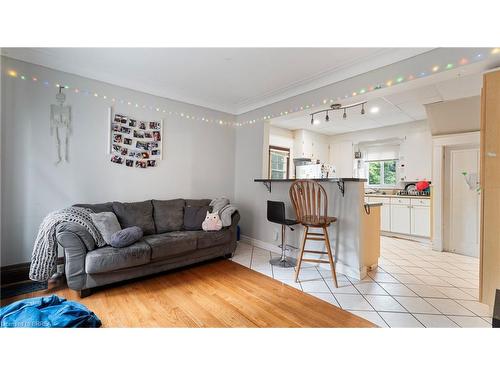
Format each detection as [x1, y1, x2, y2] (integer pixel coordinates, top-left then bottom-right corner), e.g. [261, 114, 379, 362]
[267, 200, 298, 268]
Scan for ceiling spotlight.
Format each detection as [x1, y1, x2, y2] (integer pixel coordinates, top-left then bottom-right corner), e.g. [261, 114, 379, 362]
[309, 100, 365, 125]
[370, 106, 380, 114]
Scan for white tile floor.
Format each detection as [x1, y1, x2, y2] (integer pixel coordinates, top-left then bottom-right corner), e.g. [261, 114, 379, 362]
[231, 237, 492, 328]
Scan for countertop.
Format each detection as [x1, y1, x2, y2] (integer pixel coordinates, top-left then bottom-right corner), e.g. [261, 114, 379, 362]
[255, 178, 367, 182]
[365, 194, 431, 199]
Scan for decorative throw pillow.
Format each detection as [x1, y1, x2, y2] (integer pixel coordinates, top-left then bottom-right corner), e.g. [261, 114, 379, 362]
[90, 212, 121, 245]
[110, 226, 143, 248]
[202, 211, 223, 231]
[183, 206, 211, 231]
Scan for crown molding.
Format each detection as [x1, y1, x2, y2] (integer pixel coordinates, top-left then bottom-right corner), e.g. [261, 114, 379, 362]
[234, 48, 435, 114]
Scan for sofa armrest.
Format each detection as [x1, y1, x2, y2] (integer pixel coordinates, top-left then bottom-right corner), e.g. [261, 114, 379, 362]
[230, 210, 240, 228]
[225, 211, 240, 257]
[56, 222, 96, 251]
[56, 223, 94, 290]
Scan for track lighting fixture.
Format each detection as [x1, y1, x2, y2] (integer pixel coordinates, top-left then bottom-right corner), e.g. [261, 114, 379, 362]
[309, 100, 366, 126]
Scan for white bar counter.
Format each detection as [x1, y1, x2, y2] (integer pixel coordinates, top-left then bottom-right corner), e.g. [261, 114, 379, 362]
[254, 178, 381, 280]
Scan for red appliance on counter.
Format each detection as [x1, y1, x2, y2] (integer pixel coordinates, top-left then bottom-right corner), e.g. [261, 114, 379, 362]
[416, 180, 430, 191]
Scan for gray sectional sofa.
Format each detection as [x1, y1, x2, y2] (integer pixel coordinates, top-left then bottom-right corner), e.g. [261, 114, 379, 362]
[56, 199, 240, 297]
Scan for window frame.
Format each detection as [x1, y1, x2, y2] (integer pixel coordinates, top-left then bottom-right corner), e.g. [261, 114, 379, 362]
[366, 159, 398, 188]
[268, 145, 290, 180]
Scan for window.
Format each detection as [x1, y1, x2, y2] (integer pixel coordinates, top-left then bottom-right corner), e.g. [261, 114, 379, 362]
[268, 146, 290, 179]
[367, 159, 397, 187]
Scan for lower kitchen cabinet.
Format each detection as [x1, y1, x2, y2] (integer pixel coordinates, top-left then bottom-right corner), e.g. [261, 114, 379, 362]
[366, 196, 431, 238]
[380, 204, 391, 232]
[390, 203, 411, 234]
[410, 205, 431, 237]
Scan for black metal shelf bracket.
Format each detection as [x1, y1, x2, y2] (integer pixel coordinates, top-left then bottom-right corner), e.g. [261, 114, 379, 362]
[263, 181, 272, 193]
[336, 181, 345, 197]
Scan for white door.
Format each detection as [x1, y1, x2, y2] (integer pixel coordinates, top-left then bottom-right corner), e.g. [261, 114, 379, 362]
[391, 204, 411, 234]
[411, 206, 431, 237]
[446, 147, 480, 257]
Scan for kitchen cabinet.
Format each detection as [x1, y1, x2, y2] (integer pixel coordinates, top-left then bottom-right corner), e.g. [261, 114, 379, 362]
[365, 195, 431, 238]
[367, 197, 391, 231]
[293, 129, 329, 162]
[380, 203, 391, 232]
[390, 201, 411, 234]
[399, 131, 432, 182]
[411, 205, 431, 237]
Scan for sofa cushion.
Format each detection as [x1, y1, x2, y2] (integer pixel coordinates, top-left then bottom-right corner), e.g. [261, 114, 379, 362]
[196, 228, 231, 249]
[85, 240, 151, 274]
[152, 199, 185, 233]
[112, 200, 155, 235]
[183, 206, 210, 230]
[185, 199, 211, 207]
[144, 232, 198, 260]
[74, 202, 114, 214]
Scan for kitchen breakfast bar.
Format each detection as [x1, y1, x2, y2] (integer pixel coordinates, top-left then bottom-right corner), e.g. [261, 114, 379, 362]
[254, 178, 382, 280]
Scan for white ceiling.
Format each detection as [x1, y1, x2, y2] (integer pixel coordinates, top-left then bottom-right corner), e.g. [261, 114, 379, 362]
[0, 47, 431, 114]
[270, 70, 484, 135]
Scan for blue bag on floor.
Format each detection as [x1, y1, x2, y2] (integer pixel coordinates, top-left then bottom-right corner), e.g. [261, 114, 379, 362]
[0, 295, 101, 328]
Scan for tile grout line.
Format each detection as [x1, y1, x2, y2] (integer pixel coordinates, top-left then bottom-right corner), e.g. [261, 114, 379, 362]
[237, 238, 486, 327]
[364, 275, 428, 327]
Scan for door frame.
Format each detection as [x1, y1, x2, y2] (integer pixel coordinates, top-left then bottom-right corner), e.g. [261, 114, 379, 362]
[432, 131, 480, 251]
[444, 146, 480, 256]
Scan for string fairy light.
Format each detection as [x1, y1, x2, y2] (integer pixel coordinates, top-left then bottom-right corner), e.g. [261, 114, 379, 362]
[5, 48, 500, 127]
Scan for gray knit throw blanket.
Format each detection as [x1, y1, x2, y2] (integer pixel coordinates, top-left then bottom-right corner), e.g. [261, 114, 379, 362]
[29, 206, 106, 282]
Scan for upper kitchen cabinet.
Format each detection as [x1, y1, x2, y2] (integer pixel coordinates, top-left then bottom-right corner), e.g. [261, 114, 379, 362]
[399, 125, 433, 182]
[293, 129, 329, 162]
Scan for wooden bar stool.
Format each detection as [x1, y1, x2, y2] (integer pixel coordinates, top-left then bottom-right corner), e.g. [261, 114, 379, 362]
[289, 180, 339, 288]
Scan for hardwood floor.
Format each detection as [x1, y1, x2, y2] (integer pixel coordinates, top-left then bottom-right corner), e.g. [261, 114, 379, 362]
[1, 259, 374, 327]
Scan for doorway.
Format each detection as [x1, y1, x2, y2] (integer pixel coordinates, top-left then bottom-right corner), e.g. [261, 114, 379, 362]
[444, 145, 480, 257]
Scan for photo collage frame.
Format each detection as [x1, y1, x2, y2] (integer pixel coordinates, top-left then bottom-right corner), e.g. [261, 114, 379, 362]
[109, 112, 163, 168]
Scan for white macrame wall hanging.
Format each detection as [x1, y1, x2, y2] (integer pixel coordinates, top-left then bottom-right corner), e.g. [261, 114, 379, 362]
[50, 87, 71, 164]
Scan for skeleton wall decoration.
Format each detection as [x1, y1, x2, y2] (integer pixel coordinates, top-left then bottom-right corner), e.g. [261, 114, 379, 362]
[50, 88, 71, 164]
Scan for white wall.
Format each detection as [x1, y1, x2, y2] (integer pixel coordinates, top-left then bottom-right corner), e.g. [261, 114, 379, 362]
[328, 120, 432, 184]
[1, 57, 236, 266]
[425, 96, 480, 136]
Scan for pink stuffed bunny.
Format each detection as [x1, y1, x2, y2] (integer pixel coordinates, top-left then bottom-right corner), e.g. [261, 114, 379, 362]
[202, 211, 223, 231]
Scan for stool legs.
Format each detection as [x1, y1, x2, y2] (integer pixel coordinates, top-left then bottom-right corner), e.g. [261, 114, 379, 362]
[323, 227, 338, 288]
[294, 226, 338, 288]
[294, 226, 308, 282]
[270, 224, 297, 268]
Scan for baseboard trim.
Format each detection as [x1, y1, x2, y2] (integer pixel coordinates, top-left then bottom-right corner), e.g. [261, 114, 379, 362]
[240, 235, 282, 255]
[1, 257, 64, 285]
[1, 262, 31, 285]
[381, 232, 432, 245]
